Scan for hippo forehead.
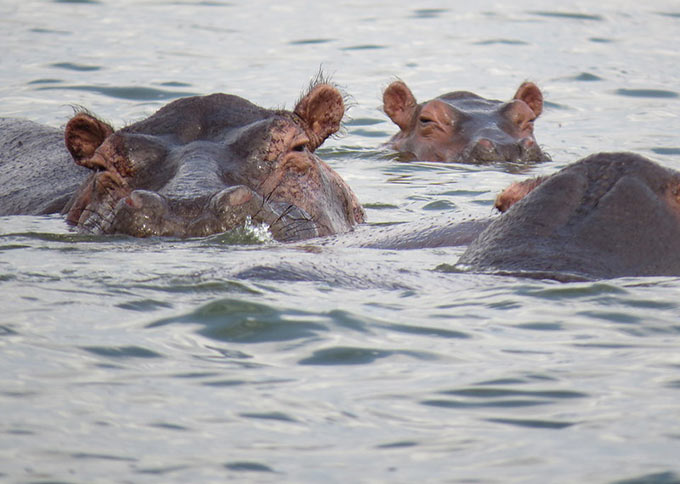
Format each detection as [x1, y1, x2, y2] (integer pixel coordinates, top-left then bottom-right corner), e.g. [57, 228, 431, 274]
[435, 91, 503, 112]
[423, 93, 521, 131]
[115, 106, 307, 195]
[121, 93, 296, 145]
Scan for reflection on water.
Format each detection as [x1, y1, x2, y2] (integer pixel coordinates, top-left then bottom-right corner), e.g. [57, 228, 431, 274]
[36, 84, 199, 101]
[615, 88, 679, 99]
[529, 10, 605, 21]
[1, 0, 680, 483]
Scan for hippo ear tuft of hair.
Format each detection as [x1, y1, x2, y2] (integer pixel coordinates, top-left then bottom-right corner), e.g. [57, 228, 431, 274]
[513, 82, 543, 118]
[64, 113, 114, 167]
[294, 84, 345, 151]
[383, 81, 418, 131]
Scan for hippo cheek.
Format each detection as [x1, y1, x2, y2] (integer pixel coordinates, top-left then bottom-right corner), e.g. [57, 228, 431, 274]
[261, 161, 352, 237]
[298, 160, 364, 235]
[207, 186, 320, 241]
[68, 171, 132, 233]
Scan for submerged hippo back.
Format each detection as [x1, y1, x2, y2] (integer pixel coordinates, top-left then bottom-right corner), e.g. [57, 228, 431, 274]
[0, 118, 89, 215]
[458, 153, 680, 280]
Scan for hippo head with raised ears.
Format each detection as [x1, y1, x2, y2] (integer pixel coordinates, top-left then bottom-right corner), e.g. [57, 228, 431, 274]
[382, 80, 549, 163]
[62, 81, 365, 241]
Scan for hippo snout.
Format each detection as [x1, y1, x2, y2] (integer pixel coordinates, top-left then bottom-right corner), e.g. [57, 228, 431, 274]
[465, 136, 547, 163]
[466, 137, 520, 163]
[102, 187, 322, 240]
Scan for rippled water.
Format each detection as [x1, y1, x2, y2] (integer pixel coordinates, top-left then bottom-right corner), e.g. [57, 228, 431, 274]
[2, 1, 680, 483]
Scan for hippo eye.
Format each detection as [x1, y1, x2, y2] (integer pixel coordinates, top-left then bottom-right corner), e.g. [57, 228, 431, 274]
[291, 138, 309, 152]
[419, 116, 435, 125]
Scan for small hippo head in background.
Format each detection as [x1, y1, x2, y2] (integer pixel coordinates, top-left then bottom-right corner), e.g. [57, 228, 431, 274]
[62, 82, 364, 241]
[382, 80, 549, 163]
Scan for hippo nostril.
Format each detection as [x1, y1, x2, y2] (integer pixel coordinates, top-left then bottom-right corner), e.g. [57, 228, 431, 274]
[125, 191, 146, 209]
[224, 186, 253, 207]
[209, 186, 255, 218]
[121, 190, 169, 216]
[467, 138, 501, 162]
[476, 138, 495, 152]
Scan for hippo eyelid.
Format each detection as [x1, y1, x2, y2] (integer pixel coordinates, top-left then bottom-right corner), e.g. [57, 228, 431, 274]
[289, 133, 311, 153]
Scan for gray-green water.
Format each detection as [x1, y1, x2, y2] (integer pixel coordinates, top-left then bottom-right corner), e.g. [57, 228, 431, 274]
[1, 1, 680, 483]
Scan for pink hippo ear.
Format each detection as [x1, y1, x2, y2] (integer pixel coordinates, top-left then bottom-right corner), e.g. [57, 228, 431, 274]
[294, 83, 345, 152]
[513, 82, 543, 118]
[383, 80, 418, 131]
[64, 112, 114, 168]
[494, 175, 547, 212]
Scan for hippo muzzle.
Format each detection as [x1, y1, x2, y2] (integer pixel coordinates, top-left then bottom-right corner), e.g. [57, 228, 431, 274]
[89, 186, 318, 241]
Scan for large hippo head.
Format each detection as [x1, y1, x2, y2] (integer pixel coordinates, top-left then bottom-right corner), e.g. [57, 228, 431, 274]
[62, 83, 364, 241]
[382, 80, 549, 163]
[458, 153, 680, 280]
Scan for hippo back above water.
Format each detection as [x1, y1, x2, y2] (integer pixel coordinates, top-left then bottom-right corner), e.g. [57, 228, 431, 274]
[458, 152, 680, 280]
[0, 118, 89, 215]
[382, 80, 549, 164]
[0, 82, 365, 241]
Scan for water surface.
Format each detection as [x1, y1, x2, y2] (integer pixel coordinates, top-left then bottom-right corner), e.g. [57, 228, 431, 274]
[1, 1, 680, 482]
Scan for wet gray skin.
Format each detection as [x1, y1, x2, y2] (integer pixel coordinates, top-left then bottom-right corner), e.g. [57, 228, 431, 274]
[0, 82, 364, 241]
[0, 118, 89, 215]
[457, 152, 680, 280]
[382, 80, 549, 163]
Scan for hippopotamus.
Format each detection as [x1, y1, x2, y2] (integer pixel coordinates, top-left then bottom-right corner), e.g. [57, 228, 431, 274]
[457, 152, 680, 280]
[0, 82, 364, 241]
[382, 80, 549, 163]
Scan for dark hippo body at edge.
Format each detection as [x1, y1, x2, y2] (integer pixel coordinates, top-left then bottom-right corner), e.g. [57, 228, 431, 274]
[457, 152, 680, 281]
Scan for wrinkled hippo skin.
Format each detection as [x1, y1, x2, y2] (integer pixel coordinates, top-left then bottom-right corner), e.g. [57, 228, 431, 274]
[382, 80, 549, 163]
[458, 152, 680, 280]
[0, 83, 364, 241]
